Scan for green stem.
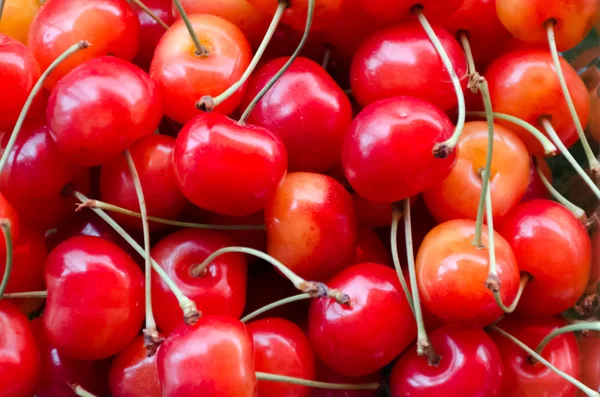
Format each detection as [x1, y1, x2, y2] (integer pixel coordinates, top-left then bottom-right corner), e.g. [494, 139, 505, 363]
[173, 0, 208, 56]
[238, 0, 315, 124]
[459, 32, 477, 80]
[254, 372, 380, 390]
[489, 325, 600, 397]
[1, 291, 47, 299]
[78, 199, 265, 230]
[536, 322, 600, 357]
[128, 0, 169, 29]
[321, 44, 331, 70]
[413, 6, 465, 158]
[492, 273, 530, 313]
[466, 111, 557, 156]
[0, 41, 90, 176]
[241, 293, 311, 323]
[0, 0, 5, 23]
[0, 220, 13, 299]
[70, 384, 98, 397]
[197, 0, 287, 111]
[390, 207, 415, 316]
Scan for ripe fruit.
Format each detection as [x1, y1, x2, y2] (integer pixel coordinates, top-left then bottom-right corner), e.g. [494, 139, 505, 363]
[0, 0, 40, 44]
[109, 335, 161, 397]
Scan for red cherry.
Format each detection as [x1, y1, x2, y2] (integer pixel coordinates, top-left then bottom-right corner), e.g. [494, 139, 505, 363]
[173, 112, 287, 216]
[498, 199, 591, 317]
[0, 192, 20, 251]
[360, 0, 463, 26]
[0, 301, 40, 397]
[247, 318, 316, 397]
[352, 193, 393, 228]
[266, 172, 357, 280]
[150, 14, 252, 123]
[0, 34, 43, 132]
[310, 360, 380, 397]
[342, 96, 456, 203]
[157, 315, 257, 396]
[353, 227, 390, 266]
[28, 0, 140, 89]
[350, 23, 467, 111]
[151, 229, 247, 333]
[131, 0, 174, 69]
[491, 316, 580, 396]
[308, 263, 416, 376]
[578, 331, 600, 395]
[100, 134, 188, 230]
[261, 25, 327, 64]
[108, 335, 161, 397]
[240, 57, 352, 173]
[247, 0, 342, 32]
[521, 158, 552, 203]
[390, 326, 504, 397]
[43, 236, 144, 360]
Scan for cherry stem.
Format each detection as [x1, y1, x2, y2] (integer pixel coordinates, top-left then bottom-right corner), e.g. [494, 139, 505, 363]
[0, 220, 13, 299]
[241, 293, 311, 323]
[1, 291, 47, 299]
[76, 199, 265, 230]
[189, 246, 350, 305]
[412, 5, 465, 159]
[0, 0, 4, 22]
[0, 41, 90, 176]
[466, 111, 557, 156]
[546, 21, 600, 178]
[172, 0, 208, 56]
[72, 190, 200, 325]
[533, 156, 587, 221]
[70, 384, 98, 397]
[459, 32, 478, 90]
[489, 325, 600, 397]
[128, 0, 169, 29]
[238, 0, 315, 124]
[390, 207, 415, 316]
[197, 0, 287, 111]
[321, 44, 331, 70]
[541, 118, 600, 200]
[254, 372, 380, 390]
[536, 322, 600, 360]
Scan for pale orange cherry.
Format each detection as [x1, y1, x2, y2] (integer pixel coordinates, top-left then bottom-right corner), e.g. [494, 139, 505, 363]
[0, 0, 40, 44]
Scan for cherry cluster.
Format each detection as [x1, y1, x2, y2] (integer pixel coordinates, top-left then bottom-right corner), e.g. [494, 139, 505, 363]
[0, 0, 599, 396]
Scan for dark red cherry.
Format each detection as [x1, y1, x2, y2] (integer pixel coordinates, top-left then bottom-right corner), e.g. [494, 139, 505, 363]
[0, 192, 20, 252]
[108, 335, 161, 397]
[353, 227, 390, 266]
[352, 193, 392, 228]
[310, 360, 380, 397]
[131, 0, 174, 69]
[360, 0, 464, 27]
[47, 56, 162, 166]
[521, 158, 552, 203]
[248, 0, 342, 32]
[44, 236, 144, 360]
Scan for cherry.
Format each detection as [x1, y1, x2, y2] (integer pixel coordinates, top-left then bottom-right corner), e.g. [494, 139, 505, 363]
[310, 360, 380, 397]
[151, 228, 247, 333]
[521, 158, 552, 203]
[157, 315, 257, 396]
[485, 49, 590, 155]
[390, 326, 504, 397]
[352, 193, 393, 228]
[0, 192, 20, 252]
[0, 0, 40, 44]
[498, 199, 591, 317]
[247, 318, 316, 397]
[266, 172, 357, 280]
[108, 335, 161, 397]
[342, 96, 456, 203]
[496, 0, 598, 52]
[131, 0, 174, 69]
[150, 14, 252, 123]
[0, 34, 43, 132]
[173, 112, 288, 216]
[423, 121, 530, 224]
[308, 263, 416, 377]
[28, 0, 140, 89]
[247, 0, 341, 32]
[44, 236, 144, 360]
[240, 56, 352, 173]
[0, 301, 40, 397]
[491, 316, 580, 396]
[360, 0, 463, 25]
[262, 25, 327, 64]
[353, 227, 390, 266]
[578, 331, 600, 395]
[416, 219, 520, 326]
[100, 134, 188, 230]
[350, 23, 467, 111]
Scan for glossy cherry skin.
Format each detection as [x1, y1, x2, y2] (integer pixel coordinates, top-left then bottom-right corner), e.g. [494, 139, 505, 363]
[0, 0, 40, 44]
[498, 200, 591, 317]
[350, 23, 467, 111]
[240, 56, 352, 173]
[100, 134, 188, 230]
[342, 96, 456, 203]
[485, 49, 590, 156]
[266, 172, 357, 280]
[248, 0, 341, 32]
[108, 335, 161, 397]
[151, 228, 247, 333]
[0, 34, 43, 132]
[360, 0, 463, 25]
[28, 0, 140, 89]
[31, 318, 111, 397]
[0, 301, 40, 397]
[391, 326, 504, 397]
[491, 316, 579, 397]
[47, 56, 162, 166]
[157, 315, 257, 397]
[578, 331, 600, 396]
[0, 192, 20, 252]
[496, 0, 598, 52]
[150, 14, 251, 123]
[173, 112, 288, 216]
[423, 121, 530, 223]
[416, 219, 520, 326]
[247, 318, 316, 397]
[521, 158, 552, 203]
[309, 263, 416, 376]
[132, 0, 174, 69]
[44, 236, 144, 360]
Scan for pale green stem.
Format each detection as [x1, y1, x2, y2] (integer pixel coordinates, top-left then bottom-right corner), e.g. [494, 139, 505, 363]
[128, 0, 169, 29]
[536, 322, 600, 357]
[255, 372, 380, 390]
[390, 207, 415, 316]
[2, 291, 47, 299]
[0, 220, 12, 299]
[173, 0, 208, 56]
[241, 293, 311, 323]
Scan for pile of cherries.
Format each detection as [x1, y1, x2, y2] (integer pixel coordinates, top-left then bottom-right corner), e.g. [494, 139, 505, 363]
[0, 0, 600, 396]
